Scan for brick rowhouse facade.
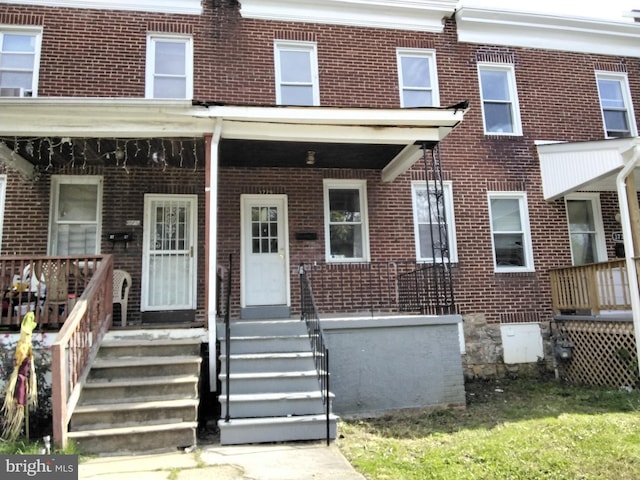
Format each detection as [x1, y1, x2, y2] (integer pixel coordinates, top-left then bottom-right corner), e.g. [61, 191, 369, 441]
[1, 0, 639, 377]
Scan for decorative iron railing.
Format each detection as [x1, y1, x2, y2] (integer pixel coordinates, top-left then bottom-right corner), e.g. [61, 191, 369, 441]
[397, 263, 456, 314]
[301, 260, 456, 316]
[299, 264, 331, 445]
[51, 254, 113, 448]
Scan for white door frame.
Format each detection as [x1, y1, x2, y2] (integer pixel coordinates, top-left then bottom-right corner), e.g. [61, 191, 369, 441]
[141, 193, 198, 311]
[240, 194, 291, 312]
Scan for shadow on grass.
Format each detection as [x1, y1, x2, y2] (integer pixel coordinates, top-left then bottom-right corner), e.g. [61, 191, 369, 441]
[342, 377, 640, 439]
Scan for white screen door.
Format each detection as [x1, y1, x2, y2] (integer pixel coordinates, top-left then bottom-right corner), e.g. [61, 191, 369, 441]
[142, 194, 197, 311]
[242, 195, 289, 308]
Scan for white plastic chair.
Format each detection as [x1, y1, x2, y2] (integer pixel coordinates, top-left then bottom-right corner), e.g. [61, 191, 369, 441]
[113, 269, 131, 326]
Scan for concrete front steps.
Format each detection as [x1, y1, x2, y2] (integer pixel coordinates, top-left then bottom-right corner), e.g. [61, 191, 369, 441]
[218, 319, 337, 445]
[68, 329, 205, 455]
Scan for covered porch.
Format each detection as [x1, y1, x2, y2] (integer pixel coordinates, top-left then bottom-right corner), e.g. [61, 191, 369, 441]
[538, 137, 640, 388]
[0, 97, 469, 448]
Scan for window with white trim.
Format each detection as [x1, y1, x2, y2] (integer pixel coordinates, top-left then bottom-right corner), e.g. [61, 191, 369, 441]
[565, 194, 606, 266]
[488, 192, 534, 272]
[478, 63, 522, 135]
[323, 180, 369, 262]
[146, 34, 193, 99]
[596, 71, 637, 138]
[0, 175, 6, 251]
[274, 41, 319, 106]
[0, 29, 42, 97]
[397, 48, 439, 107]
[49, 176, 103, 255]
[411, 181, 457, 262]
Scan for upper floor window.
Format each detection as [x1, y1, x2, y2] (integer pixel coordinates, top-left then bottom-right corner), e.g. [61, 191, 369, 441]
[488, 192, 534, 272]
[323, 179, 369, 262]
[274, 41, 319, 106]
[397, 49, 439, 107]
[49, 176, 103, 255]
[478, 63, 522, 135]
[596, 72, 637, 138]
[146, 34, 193, 99]
[0, 29, 42, 97]
[411, 181, 457, 262]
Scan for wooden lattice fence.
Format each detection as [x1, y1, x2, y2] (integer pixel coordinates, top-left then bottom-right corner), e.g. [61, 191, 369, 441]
[554, 319, 638, 388]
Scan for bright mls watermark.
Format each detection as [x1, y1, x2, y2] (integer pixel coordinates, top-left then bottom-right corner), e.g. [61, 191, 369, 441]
[1, 455, 77, 480]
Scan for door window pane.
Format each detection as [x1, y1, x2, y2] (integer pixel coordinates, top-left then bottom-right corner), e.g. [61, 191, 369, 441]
[251, 206, 278, 254]
[567, 199, 600, 265]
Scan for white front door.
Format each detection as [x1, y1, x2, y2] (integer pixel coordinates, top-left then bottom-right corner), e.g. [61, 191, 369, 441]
[241, 195, 290, 315]
[142, 194, 197, 311]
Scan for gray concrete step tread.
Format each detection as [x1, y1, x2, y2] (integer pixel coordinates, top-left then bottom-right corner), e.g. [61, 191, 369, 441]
[219, 413, 339, 427]
[222, 352, 314, 360]
[74, 398, 199, 414]
[101, 338, 202, 348]
[92, 355, 203, 368]
[219, 370, 319, 380]
[226, 334, 309, 341]
[227, 319, 303, 326]
[103, 329, 206, 342]
[85, 374, 199, 388]
[221, 391, 334, 402]
[67, 421, 198, 438]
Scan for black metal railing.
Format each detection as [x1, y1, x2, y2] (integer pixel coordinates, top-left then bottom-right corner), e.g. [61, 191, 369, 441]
[299, 260, 456, 316]
[397, 263, 456, 314]
[299, 263, 331, 446]
[223, 254, 232, 423]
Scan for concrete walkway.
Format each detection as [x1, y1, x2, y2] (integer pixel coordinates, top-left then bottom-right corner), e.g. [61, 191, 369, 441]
[79, 442, 366, 480]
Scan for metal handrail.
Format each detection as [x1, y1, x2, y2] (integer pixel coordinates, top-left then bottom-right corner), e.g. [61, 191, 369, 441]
[299, 263, 331, 445]
[224, 254, 232, 423]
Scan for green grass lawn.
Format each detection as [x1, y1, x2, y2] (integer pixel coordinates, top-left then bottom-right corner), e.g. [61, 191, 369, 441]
[337, 378, 640, 480]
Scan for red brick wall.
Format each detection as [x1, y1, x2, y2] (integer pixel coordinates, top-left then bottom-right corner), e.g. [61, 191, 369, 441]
[2, 3, 639, 325]
[1, 162, 205, 324]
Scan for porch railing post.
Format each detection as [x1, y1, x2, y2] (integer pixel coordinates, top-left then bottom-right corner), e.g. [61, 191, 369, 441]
[51, 343, 67, 449]
[586, 265, 601, 315]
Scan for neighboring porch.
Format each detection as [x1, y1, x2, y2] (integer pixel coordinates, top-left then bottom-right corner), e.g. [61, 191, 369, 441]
[551, 259, 638, 388]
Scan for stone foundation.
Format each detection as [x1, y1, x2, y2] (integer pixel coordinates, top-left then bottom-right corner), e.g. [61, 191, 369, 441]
[461, 313, 554, 379]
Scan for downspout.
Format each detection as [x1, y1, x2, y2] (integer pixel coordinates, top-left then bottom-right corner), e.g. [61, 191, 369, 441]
[206, 118, 223, 391]
[615, 143, 640, 384]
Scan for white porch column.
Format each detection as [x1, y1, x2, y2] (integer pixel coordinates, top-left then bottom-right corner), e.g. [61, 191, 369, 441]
[207, 119, 223, 390]
[616, 144, 640, 380]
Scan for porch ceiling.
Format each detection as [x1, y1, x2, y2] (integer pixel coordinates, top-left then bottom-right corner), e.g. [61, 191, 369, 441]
[537, 137, 640, 201]
[219, 139, 405, 169]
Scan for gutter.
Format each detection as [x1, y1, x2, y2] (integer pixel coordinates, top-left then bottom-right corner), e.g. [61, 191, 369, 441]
[615, 143, 640, 383]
